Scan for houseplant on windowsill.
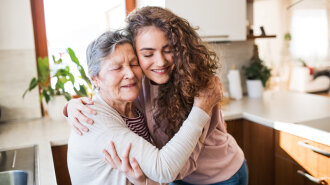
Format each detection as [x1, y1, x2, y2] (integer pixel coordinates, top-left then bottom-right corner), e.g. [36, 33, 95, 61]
[243, 44, 271, 98]
[23, 48, 92, 120]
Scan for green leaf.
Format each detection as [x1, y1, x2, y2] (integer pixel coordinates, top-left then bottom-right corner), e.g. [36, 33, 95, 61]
[63, 92, 72, 101]
[22, 77, 38, 98]
[52, 55, 63, 64]
[67, 48, 79, 65]
[78, 85, 88, 97]
[42, 89, 50, 103]
[37, 57, 50, 83]
[67, 48, 92, 87]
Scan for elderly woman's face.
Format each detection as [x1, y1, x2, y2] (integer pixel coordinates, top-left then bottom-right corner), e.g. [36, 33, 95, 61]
[135, 26, 174, 85]
[93, 43, 142, 102]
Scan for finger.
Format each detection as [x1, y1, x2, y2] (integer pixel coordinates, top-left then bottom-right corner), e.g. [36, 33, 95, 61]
[131, 157, 144, 177]
[80, 97, 95, 105]
[77, 103, 97, 116]
[72, 125, 82, 136]
[109, 141, 122, 167]
[76, 109, 94, 125]
[121, 143, 132, 173]
[72, 117, 89, 132]
[103, 149, 116, 168]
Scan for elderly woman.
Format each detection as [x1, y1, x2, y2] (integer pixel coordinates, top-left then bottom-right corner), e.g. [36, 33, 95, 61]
[67, 31, 221, 185]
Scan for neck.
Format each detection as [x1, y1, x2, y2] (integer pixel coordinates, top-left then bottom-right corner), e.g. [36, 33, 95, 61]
[99, 92, 136, 118]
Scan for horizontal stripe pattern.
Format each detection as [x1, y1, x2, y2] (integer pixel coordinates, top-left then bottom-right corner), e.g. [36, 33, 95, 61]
[121, 109, 152, 143]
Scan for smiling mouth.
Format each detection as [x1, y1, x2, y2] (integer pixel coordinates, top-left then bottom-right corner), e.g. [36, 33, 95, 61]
[122, 82, 137, 88]
[151, 66, 170, 74]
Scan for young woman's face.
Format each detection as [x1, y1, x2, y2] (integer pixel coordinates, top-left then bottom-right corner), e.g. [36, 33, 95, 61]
[135, 26, 174, 85]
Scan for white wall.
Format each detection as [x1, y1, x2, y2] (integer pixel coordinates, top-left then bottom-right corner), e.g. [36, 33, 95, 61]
[0, 0, 41, 121]
[0, 0, 35, 50]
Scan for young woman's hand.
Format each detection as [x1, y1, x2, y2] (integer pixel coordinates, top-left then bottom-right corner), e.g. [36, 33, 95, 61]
[66, 97, 96, 135]
[103, 141, 146, 185]
[194, 76, 223, 114]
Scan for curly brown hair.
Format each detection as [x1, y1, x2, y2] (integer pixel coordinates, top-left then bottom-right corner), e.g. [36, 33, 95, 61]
[126, 7, 219, 139]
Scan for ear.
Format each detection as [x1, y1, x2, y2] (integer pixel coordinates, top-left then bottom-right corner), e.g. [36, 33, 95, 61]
[91, 75, 99, 89]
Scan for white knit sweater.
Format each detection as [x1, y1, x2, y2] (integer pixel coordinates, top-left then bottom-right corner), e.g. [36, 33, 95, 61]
[67, 93, 210, 185]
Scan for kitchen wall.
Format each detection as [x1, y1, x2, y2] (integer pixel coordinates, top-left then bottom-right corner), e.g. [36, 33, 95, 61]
[209, 41, 255, 94]
[0, 0, 41, 122]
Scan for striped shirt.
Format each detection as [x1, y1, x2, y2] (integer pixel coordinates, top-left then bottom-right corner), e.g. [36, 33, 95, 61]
[121, 109, 152, 143]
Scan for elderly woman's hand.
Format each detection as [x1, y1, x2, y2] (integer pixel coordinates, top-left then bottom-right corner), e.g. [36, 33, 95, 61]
[66, 97, 97, 135]
[103, 141, 146, 185]
[193, 76, 223, 114]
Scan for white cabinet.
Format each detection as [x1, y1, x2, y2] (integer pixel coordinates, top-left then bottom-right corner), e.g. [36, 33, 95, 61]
[164, 0, 246, 42]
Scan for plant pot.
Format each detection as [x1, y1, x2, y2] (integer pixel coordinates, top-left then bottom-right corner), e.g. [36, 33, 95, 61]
[246, 80, 264, 98]
[47, 96, 67, 120]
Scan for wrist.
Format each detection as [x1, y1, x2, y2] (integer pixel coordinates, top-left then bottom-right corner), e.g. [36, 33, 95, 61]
[193, 103, 211, 114]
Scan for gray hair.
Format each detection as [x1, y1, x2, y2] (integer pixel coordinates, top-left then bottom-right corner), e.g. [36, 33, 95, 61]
[86, 30, 133, 78]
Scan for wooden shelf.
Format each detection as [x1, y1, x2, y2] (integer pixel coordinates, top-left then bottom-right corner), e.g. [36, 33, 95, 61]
[247, 35, 277, 39]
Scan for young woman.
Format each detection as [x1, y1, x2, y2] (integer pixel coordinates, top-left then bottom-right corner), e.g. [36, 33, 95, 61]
[65, 6, 248, 185]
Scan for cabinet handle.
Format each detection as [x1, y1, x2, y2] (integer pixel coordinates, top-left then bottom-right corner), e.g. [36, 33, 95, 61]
[298, 141, 330, 157]
[297, 170, 327, 184]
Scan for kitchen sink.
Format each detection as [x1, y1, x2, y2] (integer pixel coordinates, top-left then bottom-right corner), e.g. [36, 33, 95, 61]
[0, 170, 28, 185]
[0, 146, 37, 185]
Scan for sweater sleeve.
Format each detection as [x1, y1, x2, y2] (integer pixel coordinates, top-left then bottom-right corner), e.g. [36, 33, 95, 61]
[83, 103, 210, 183]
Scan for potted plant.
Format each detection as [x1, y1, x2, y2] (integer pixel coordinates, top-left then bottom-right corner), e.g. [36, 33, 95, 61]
[243, 45, 271, 98]
[23, 48, 92, 119]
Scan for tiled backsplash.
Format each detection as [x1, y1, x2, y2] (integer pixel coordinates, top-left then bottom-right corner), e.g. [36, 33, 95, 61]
[0, 49, 41, 122]
[209, 40, 254, 94]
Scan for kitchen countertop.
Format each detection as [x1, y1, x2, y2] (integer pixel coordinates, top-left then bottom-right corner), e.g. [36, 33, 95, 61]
[221, 90, 330, 146]
[0, 90, 329, 185]
[0, 118, 70, 185]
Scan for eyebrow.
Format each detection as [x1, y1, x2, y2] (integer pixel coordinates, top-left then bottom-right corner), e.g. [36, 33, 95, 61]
[139, 44, 170, 51]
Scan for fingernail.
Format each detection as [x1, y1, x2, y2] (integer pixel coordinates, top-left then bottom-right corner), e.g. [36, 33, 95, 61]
[88, 119, 94, 124]
[92, 111, 97, 115]
[83, 128, 89, 132]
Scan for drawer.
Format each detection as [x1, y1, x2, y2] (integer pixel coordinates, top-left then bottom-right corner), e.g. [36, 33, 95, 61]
[275, 131, 330, 184]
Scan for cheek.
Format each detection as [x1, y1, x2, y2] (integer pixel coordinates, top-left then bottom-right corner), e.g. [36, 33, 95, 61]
[138, 57, 153, 72]
[165, 53, 174, 64]
[134, 67, 143, 80]
[100, 73, 120, 90]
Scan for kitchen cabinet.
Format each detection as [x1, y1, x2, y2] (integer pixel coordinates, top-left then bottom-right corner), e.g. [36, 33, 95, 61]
[164, 0, 246, 42]
[52, 145, 71, 185]
[275, 131, 330, 185]
[227, 119, 330, 185]
[227, 119, 274, 185]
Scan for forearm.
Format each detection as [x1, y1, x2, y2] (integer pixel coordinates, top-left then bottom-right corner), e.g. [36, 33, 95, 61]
[86, 101, 210, 183]
[127, 106, 209, 183]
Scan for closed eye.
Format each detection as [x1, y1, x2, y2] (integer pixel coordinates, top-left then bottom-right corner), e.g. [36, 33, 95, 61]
[111, 66, 122, 70]
[143, 54, 153, 57]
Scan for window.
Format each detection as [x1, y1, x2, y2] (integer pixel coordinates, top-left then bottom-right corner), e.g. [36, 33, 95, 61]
[290, 9, 328, 63]
[44, 0, 126, 94]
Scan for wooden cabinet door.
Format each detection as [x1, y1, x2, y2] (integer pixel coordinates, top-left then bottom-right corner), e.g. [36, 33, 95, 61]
[52, 145, 71, 185]
[227, 119, 275, 185]
[316, 142, 330, 184]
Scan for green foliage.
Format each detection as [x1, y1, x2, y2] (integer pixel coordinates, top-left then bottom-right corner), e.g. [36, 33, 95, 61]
[284, 33, 291, 41]
[23, 48, 92, 103]
[243, 46, 272, 88]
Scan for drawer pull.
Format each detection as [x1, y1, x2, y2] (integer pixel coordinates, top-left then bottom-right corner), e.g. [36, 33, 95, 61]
[297, 170, 327, 184]
[298, 141, 330, 157]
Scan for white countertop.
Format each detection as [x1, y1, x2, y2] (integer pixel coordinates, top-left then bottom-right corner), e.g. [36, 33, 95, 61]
[222, 90, 330, 146]
[0, 90, 329, 185]
[0, 118, 70, 185]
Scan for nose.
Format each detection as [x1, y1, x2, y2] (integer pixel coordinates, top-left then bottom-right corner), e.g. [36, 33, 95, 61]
[155, 53, 166, 67]
[123, 66, 135, 79]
